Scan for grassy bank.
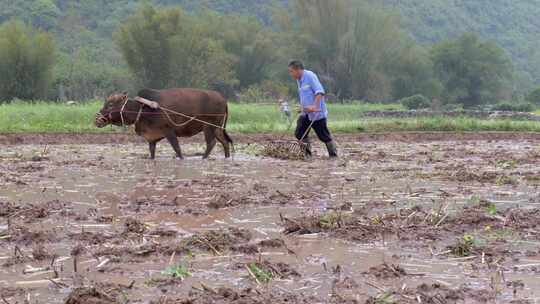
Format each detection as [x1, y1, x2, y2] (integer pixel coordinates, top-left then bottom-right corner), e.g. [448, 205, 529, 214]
[1, 101, 539, 133]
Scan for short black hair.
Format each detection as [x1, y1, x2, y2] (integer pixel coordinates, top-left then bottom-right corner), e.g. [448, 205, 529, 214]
[288, 60, 304, 70]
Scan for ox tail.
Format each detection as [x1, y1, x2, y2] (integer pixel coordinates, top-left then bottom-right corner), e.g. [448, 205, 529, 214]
[224, 129, 235, 156]
[223, 107, 235, 156]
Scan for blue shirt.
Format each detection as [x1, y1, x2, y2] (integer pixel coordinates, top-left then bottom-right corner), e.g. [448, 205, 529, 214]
[297, 70, 328, 121]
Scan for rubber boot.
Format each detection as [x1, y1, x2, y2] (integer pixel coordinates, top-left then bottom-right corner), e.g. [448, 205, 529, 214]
[325, 141, 338, 158]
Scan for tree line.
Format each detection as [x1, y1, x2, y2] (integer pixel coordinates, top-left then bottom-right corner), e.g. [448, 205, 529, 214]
[0, 0, 538, 108]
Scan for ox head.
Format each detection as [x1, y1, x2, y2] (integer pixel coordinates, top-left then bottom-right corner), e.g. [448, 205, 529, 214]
[95, 92, 129, 128]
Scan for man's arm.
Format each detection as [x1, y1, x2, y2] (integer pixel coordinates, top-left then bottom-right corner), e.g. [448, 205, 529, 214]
[308, 72, 325, 112]
[311, 94, 323, 112]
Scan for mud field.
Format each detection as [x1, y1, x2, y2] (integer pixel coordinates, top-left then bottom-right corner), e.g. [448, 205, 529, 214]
[1, 135, 539, 303]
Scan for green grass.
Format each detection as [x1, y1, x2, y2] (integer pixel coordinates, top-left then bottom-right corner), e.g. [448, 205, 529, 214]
[0, 101, 104, 133]
[162, 264, 192, 279]
[0, 101, 539, 133]
[247, 262, 273, 284]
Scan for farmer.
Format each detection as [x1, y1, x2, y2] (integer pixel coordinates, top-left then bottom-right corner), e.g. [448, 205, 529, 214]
[287, 60, 338, 158]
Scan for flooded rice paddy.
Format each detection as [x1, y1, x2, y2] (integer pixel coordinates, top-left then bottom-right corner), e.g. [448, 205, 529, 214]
[0, 136, 539, 303]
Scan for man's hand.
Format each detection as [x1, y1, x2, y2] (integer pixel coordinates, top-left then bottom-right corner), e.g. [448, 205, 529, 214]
[305, 94, 323, 113]
[304, 106, 318, 113]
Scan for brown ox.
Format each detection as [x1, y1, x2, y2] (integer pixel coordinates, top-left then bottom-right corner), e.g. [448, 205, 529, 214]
[95, 88, 233, 159]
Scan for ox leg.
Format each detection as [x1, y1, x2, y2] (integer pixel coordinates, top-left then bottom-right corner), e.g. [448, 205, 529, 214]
[165, 132, 183, 160]
[148, 141, 157, 160]
[203, 127, 217, 159]
[148, 138, 163, 160]
[215, 129, 231, 159]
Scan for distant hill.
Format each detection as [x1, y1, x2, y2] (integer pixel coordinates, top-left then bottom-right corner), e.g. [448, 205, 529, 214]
[378, 0, 540, 89]
[0, 0, 287, 32]
[1, 0, 539, 89]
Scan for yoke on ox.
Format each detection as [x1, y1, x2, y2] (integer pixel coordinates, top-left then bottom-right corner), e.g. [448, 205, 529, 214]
[95, 88, 234, 160]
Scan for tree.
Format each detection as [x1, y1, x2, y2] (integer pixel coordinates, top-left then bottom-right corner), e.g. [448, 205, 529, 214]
[0, 0, 536, 100]
[52, 9, 132, 100]
[114, 5, 237, 90]
[213, 14, 279, 88]
[526, 87, 540, 106]
[292, 0, 437, 101]
[400, 94, 430, 110]
[431, 33, 513, 107]
[293, 0, 349, 96]
[0, 20, 55, 101]
[30, 0, 60, 30]
[0, 0, 59, 30]
[386, 43, 442, 100]
[54, 45, 132, 100]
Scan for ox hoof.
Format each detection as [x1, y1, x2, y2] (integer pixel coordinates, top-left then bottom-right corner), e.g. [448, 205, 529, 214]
[175, 156, 184, 160]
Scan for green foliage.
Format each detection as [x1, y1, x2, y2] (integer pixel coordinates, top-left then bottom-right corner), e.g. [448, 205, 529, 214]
[450, 233, 476, 257]
[238, 80, 289, 103]
[431, 33, 513, 107]
[376, 0, 540, 91]
[114, 5, 236, 90]
[31, 0, 60, 29]
[319, 212, 342, 229]
[159, 0, 287, 23]
[400, 94, 431, 110]
[53, 8, 132, 100]
[0, 20, 55, 101]
[210, 13, 281, 88]
[495, 174, 517, 186]
[496, 159, 517, 170]
[526, 87, 540, 106]
[0, 0, 538, 103]
[491, 101, 534, 112]
[112, 5, 285, 94]
[0, 0, 60, 29]
[485, 203, 498, 216]
[293, 0, 437, 101]
[388, 45, 443, 100]
[371, 292, 396, 304]
[247, 262, 273, 283]
[55, 46, 133, 100]
[162, 264, 191, 279]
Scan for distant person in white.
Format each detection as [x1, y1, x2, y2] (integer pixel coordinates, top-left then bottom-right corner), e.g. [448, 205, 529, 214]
[278, 98, 292, 126]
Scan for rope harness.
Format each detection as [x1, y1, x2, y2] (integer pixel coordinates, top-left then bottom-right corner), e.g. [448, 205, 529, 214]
[159, 106, 227, 130]
[99, 97, 228, 130]
[119, 95, 129, 127]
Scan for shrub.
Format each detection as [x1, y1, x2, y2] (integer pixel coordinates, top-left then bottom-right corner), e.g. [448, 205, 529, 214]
[441, 103, 464, 111]
[238, 80, 289, 103]
[492, 101, 534, 112]
[526, 87, 540, 106]
[0, 20, 56, 101]
[238, 85, 268, 103]
[114, 5, 237, 90]
[400, 94, 431, 110]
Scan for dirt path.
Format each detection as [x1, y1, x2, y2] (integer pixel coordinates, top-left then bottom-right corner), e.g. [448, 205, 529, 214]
[1, 131, 540, 145]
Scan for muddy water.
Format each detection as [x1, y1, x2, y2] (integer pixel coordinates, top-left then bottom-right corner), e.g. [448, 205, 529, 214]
[1, 140, 539, 303]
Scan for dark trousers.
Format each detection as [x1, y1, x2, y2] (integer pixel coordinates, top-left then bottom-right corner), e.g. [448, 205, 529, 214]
[295, 115, 333, 143]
